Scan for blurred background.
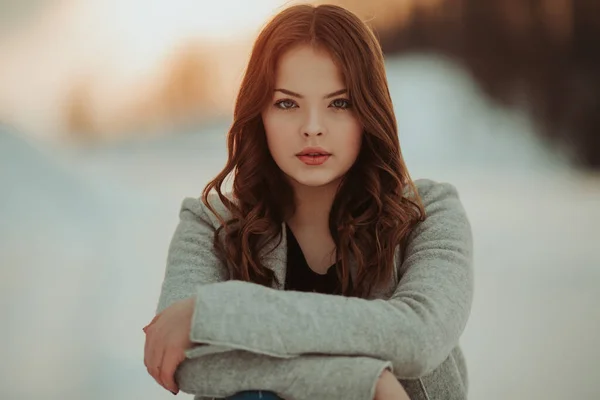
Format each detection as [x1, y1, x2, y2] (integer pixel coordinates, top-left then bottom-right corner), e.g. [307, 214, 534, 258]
[1, 1, 598, 399]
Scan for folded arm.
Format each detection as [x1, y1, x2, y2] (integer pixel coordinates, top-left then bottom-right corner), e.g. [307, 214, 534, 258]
[189, 181, 474, 378]
[176, 349, 391, 400]
[156, 197, 391, 399]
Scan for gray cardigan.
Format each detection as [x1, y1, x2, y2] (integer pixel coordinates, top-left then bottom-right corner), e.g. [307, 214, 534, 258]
[155, 179, 474, 400]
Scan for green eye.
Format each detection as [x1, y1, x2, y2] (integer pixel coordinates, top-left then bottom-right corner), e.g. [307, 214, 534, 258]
[331, 99, 352, 109]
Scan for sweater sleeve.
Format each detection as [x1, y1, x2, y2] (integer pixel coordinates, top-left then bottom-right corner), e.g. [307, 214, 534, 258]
[156, 197, 391, 399]
[155, 196, 229, 315]
[189, 180, 474, 378]
[175, 350, 391, 400]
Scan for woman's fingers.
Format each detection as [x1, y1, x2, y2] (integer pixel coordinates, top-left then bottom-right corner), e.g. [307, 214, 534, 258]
[142, 301, 191, 395]
[143, 326, 155, 373]
[160, 349, 186, 394]
[145, 324, 166, 389]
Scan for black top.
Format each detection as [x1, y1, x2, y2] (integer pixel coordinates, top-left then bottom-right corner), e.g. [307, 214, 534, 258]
[283, 224, 344, 295]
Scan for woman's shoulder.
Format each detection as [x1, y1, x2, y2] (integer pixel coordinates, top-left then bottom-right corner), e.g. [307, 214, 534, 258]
[179, 191, 236, 228]
[411, 178, 461, 204]
[407, 178, 471, 240]
[407, 178, 470, 240]
[407, 179, 466, 219]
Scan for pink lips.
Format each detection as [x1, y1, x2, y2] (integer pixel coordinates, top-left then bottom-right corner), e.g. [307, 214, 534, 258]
[296, 147, 331, 166]
[297, 154, 330, 165]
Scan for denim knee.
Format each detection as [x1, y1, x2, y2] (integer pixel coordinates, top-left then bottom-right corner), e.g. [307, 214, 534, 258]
[226, 390, 282, 400]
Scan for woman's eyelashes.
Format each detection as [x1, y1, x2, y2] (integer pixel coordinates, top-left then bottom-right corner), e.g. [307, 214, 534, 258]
[330, 98, 352, 109]
[274, 99, 297, 110]
[273, 98, 353, 110]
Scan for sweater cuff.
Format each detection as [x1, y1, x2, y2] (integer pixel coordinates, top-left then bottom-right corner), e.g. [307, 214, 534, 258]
[283, 355, 393, 400]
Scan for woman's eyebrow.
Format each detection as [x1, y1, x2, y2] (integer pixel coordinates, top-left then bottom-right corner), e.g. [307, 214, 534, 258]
[274, 88, 348, 99]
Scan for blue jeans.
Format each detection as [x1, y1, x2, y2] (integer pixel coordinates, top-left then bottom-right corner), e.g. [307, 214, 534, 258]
[226, 390, 282, 400]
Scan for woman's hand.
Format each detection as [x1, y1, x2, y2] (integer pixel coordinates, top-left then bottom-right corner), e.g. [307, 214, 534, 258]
[143, 296, 195, 395]
[374, 370, 411, 400]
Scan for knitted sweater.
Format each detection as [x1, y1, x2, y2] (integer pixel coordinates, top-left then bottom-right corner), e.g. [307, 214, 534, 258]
[155, 179, 474, 400]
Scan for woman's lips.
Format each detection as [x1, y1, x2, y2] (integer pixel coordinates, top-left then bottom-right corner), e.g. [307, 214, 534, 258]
[297, 154, 331, 165]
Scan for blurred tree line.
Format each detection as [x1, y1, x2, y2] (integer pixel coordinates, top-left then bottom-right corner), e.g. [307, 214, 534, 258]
[345, 0, 600, 169]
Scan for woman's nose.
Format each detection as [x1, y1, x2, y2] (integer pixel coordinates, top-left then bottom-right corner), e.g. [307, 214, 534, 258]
[302, 110, 326, 137]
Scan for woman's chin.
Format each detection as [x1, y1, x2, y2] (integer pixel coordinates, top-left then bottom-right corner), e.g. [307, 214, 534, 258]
[289, 174, 343, 189]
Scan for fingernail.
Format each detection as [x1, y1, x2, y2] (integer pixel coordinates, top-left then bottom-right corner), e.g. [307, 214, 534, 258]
[170, 390, 177, 395]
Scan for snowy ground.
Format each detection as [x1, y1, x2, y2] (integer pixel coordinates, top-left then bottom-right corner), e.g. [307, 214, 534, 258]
[1, 55, 599, 400]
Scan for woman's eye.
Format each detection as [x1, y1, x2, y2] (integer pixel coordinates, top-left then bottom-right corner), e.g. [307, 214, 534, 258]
[330, 98, 352, 109]
[274, 99, 297, 110]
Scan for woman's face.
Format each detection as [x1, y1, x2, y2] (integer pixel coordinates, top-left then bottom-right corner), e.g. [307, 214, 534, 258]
[261, 44, 363, 191]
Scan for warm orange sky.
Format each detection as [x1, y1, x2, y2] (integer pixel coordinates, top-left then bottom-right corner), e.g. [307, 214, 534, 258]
[0, 0, 296, 140]
[0, 0, 421, 141]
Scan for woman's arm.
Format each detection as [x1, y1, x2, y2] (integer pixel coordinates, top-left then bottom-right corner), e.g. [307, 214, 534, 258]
[175, 350, 392, 400]
[188, 180, 474, 378]
[155, 197, 229, 315]
[155, 197, 391, 399]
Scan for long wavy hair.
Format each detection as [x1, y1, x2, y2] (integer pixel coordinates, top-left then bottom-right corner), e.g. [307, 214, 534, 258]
[202, 3, 425, 298]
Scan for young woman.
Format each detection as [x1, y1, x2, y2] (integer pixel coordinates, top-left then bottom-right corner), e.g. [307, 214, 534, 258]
[143, 4, 473, 400]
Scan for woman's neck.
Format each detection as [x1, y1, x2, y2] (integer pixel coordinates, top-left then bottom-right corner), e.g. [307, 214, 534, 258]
[287, 180, 340, 229]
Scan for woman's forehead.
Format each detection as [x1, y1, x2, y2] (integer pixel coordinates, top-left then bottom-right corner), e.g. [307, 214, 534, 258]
[274, 45, 345, 93]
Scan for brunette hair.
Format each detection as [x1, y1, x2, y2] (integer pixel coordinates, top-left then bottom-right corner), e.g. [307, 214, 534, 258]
[202, 3, 424, 298]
